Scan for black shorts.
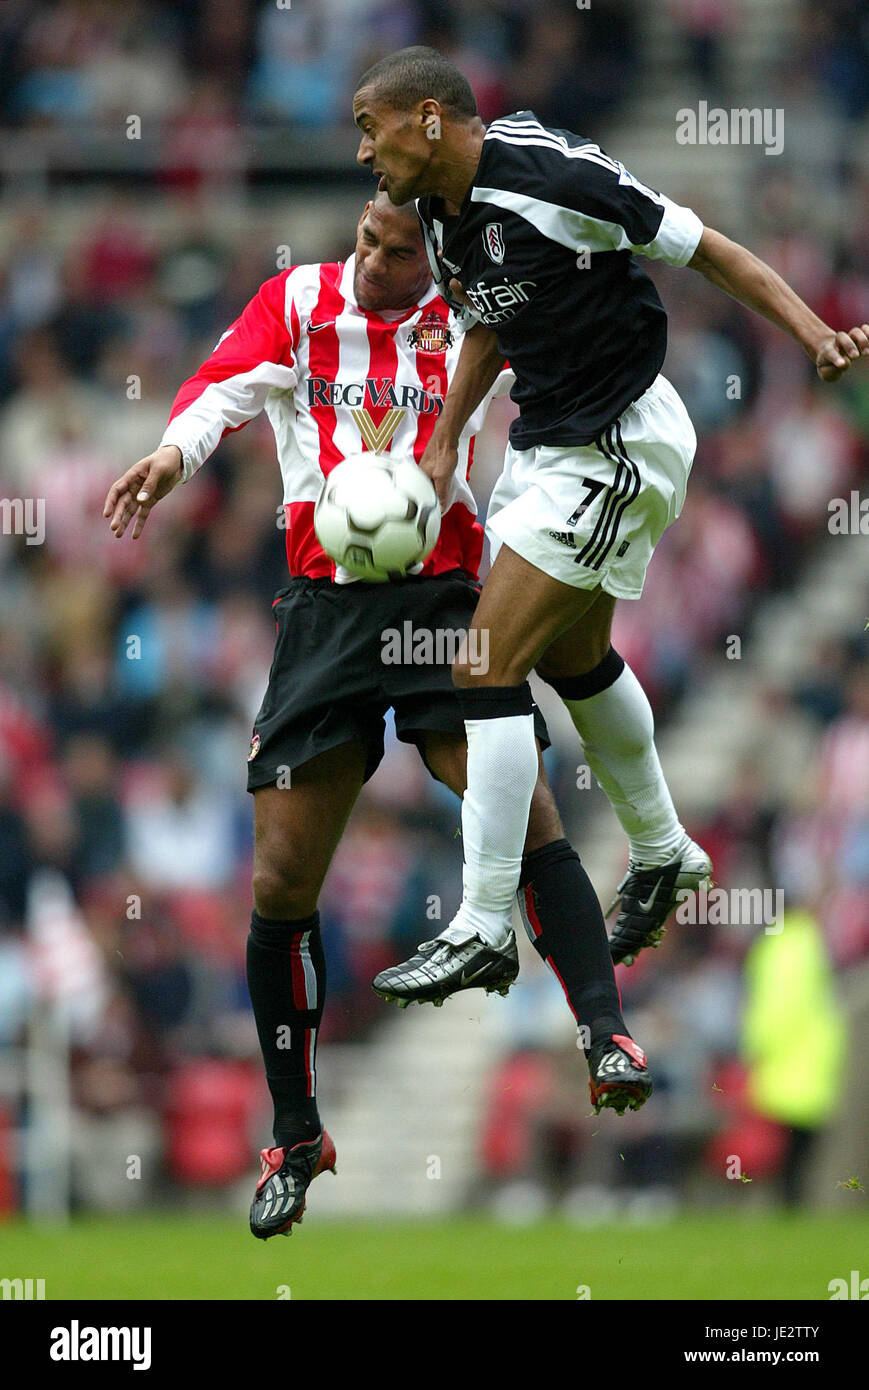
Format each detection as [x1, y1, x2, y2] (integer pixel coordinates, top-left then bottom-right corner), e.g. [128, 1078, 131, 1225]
[246, 569, 550, 790]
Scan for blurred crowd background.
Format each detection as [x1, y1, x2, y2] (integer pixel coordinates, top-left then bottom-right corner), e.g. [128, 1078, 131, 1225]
[0, 0, 867, 1222]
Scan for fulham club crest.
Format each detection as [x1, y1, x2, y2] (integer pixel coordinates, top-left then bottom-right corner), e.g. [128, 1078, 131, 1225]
[483, 222, 505, 264]
[248, 731, 261, 761]
[408, 314, 454, 353]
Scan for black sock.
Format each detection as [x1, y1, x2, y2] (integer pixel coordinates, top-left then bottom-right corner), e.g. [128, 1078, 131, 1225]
[518, 839, 627, 1053]
[246, 909, 326, 1149]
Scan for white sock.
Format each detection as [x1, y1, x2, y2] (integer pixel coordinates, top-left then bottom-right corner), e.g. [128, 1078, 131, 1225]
[449, 704, 539, 947]
[563, 662, 686, 867]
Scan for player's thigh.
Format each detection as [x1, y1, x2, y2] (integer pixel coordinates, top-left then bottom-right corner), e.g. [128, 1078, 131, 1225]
[252, 740, 368, 917]
[535, 590, 617, 680]
[454, 544, 605, 688]
[420, 730, 564, 851]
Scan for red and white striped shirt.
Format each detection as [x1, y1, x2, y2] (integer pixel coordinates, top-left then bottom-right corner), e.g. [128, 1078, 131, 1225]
[160, 255, 509, 581]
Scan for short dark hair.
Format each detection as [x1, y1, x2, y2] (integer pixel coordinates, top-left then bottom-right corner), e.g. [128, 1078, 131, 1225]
[356, 46, 477, 121]
[371, 190, 420, 224]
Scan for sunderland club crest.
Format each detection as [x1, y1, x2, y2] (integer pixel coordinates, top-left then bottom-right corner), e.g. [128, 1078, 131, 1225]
[407, 314, 454, 353]
[483, 222, 505, 264]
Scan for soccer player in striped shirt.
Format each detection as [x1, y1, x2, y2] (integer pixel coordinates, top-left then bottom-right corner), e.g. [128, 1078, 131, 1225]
[352, 46, 869, 1001]
[103, 194, 652, 1239]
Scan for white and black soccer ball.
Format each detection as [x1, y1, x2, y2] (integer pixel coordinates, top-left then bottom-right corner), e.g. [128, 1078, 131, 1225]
[314, 452, 441, 582]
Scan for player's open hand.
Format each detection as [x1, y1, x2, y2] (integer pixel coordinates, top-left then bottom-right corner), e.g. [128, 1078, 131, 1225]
[815, 325, 869, 381]
[419, 436, 459, 513]
[103, 445, 183, 539]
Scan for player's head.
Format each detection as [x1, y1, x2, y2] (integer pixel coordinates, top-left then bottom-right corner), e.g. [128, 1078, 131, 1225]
[353, 192, 431, 313]
[353, 46, 478, 204]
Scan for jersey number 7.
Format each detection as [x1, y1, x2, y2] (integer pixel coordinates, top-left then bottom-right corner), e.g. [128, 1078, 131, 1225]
[566, 478, 606, 525]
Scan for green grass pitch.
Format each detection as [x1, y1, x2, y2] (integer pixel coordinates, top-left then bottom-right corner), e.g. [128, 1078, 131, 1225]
[2, 1212, 866, 1300]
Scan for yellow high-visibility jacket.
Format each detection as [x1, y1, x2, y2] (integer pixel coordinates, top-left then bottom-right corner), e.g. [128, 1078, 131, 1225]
[742, 909, 845, 1128]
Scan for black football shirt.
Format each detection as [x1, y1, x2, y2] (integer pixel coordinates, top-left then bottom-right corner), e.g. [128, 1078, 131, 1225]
[416, 111, 704, 451]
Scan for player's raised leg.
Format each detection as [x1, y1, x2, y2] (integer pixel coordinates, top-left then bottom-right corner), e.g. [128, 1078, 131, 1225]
[247, 741, 366, 1238]
[535, 594, 713, 966]
[374, 728, 652, 1114]
[444, 545, 602, 952]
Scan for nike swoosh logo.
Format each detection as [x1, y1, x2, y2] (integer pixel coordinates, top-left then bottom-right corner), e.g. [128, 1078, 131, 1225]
[307, 321, 335, 334]
[459, 962, 493, 987]
[637, 877, 666, 914]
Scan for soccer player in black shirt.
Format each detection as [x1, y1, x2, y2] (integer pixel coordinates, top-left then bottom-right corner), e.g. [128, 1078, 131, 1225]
[353, 46, 869, 1005]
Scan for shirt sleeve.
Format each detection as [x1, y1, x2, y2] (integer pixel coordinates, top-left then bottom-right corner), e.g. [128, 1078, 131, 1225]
[480, 129, 705, 269]
[160, 272, 300, 481]
[601, 166, 704, 266]
[560, 150, 704, 267]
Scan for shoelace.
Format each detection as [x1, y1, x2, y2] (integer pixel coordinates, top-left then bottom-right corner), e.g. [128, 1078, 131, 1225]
[428, 940, 475, 965]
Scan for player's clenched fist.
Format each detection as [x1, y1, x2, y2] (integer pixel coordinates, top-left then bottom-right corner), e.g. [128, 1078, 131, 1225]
[103, 445, 183, 539]
[419, 437, 460, 512]
[815, 324, 869, 382]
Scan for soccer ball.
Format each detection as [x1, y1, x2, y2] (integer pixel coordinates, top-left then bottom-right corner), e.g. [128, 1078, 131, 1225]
[314, 452, 441, 582]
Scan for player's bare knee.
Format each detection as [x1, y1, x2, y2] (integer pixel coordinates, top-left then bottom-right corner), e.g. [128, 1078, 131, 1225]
[538, 633, 610, 682]
[451, 653, 528, 688]
[252, 857, 319, 921]
[451, 642, 492, 687]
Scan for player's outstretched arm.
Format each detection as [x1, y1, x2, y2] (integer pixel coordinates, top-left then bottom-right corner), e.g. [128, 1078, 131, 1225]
[103, 444, 183, 539]
[420, 304, 506, 510]
[103, 274, 298, 540]
[688, 227, 869, 381]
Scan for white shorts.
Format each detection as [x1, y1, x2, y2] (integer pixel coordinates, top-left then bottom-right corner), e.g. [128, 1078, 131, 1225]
[486, 374, 696, 600]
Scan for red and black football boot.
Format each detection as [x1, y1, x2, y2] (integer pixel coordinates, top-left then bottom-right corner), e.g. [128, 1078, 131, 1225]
[587, 1034, 653, 1115]
[249, 1130, 337, 1239]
